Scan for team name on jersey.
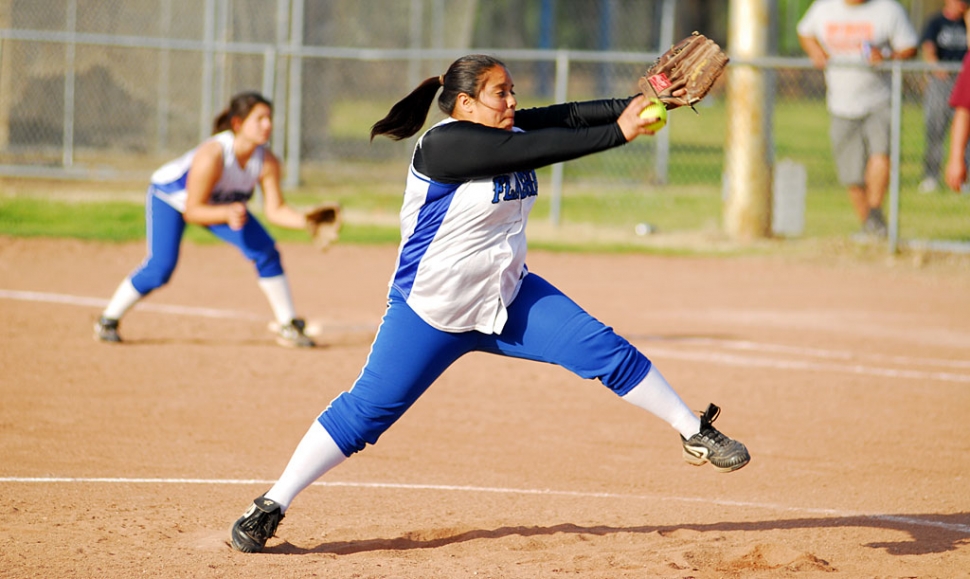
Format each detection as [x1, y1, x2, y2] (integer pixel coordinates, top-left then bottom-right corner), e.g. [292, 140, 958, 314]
[209, 189, 254, 205]
[491, 170, 538, 204]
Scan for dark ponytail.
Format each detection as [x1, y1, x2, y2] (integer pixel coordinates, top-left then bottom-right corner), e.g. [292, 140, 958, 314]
[213, 92, 273, 134]
[370, 54, 506, 141]
[369, 76, 442, 141]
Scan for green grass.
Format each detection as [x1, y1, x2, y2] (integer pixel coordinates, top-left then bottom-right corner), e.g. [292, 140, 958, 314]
[2, 95, 968, 254]
[0, 196, 401, 245]
[0, 180, 854, 247]
[0, 198, 149, 241]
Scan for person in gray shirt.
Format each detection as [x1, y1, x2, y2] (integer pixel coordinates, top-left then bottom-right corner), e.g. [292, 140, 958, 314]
[798, 0, 918, 239]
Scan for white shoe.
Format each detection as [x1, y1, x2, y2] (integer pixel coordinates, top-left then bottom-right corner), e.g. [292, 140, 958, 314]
[918, 177, 938, 194]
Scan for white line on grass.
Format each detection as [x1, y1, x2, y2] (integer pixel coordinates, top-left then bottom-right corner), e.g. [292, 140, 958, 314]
[1, 476, 968, 535]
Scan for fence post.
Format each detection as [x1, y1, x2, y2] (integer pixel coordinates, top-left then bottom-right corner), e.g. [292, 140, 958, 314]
[407, 0, 423, 88]
[261, 48, 276, 110]
[156, 0, 172, 153]
[549, 50, 569, 227]
[653, 0, 675, 185]
[272, 0, 289, 158]
[200, 0, 215, 143]
[214, 0, 230, 109]
[284, 0, 304, 190]
[723, 0, 773, 239]
[888, 61, 902, 253]
[62, 0, 77, 168]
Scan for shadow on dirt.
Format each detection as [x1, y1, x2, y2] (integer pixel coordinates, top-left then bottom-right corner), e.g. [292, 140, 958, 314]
[268, 513, 970, 557]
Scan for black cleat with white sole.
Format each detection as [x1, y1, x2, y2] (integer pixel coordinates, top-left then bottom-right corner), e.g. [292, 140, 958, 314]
[230, 495, 285, 553]
[681, 403, 750, 473]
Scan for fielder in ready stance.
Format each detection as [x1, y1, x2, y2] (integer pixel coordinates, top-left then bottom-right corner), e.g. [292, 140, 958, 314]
[94, 92, 315, 348]
[230, 54, 750, 553]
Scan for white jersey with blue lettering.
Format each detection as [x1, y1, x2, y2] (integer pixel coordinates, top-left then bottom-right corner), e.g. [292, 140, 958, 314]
[392, 118, 537, 335]
[149, 130, 265, 212]
[389, 99, 633, 335]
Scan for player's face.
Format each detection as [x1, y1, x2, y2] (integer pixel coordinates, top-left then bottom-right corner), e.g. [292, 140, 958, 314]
[469, 66, 516, 131]
[236, 103, 273, 145]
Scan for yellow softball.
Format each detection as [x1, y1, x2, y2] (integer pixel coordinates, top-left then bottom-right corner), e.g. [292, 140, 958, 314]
[639, 98, 668, 132]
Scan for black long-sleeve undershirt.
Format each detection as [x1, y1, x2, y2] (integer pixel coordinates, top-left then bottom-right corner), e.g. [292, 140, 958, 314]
[414, 97, 635, 183]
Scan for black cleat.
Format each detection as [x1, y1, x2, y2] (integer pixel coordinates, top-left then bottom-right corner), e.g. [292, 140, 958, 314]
[276, 318, 315, 348]
[681, 403, 750, 473]
[230, 495, 285, 553]
[94, 316, 122, 343]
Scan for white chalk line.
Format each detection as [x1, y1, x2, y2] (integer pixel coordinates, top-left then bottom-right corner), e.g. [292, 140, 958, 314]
[637, 335, 970, 370]
[641, 346, 970, 384]
[0, 288, 376, 333]
[2, 288, 968, 383]
[1, 476, 967, 535]
[0, 288, 266, 321]
[5, 291, 967, 535]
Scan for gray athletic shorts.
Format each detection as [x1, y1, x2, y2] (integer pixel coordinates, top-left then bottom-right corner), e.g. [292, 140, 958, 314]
[829, 107, 891, 186]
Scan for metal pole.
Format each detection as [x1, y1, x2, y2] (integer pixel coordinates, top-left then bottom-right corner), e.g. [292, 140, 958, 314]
[259, 47, 276, 211]
[597, 0, 615, 90]
[200, 0, 216, 142]
[549, 50, 569, 227]
[538, 0, 555, 97]
[214, 0, 230, 109]
[273, 0, 289, 154]
[433, 0, 444, 72]
[62, 0, 76, 168]
[262, 48, 276, 108]
[888, 62, 902, 253]
[408, 0, 423, 88]
[156, 0, 172, 153]
[253, 46, 276, 209]
[653, 0, 676, 184]
[284, 0, 304, 189]
[659, 0, 674, 51]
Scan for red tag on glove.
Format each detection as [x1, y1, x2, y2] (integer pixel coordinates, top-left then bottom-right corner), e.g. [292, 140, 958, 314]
[647, 73, 672, 94]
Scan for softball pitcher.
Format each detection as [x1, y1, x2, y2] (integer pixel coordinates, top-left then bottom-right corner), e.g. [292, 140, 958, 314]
[230, 55, 750, 553]
[94, 92, 315, 348]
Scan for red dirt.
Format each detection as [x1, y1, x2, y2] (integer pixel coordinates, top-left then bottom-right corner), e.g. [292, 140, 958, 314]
[2, 237, 969, 578]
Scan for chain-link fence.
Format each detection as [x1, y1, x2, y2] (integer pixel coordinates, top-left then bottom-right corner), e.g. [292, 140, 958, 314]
[1, 0, 968, 252]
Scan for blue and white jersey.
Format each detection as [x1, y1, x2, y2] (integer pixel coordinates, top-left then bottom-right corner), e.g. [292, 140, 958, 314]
[389, 99, 631, 335]
[392, 119, 537, 334]
[149, 130, 265, 212]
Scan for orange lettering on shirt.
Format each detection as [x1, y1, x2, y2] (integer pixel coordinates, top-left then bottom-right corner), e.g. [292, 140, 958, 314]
[824, 21, 874, 54]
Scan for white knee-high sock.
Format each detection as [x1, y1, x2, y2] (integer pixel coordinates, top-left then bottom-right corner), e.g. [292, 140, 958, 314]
[264, 420, 347, 512]
[621, 365, 700, 439]
[102, 278, 143, 320]
[258, 274, 298, 324]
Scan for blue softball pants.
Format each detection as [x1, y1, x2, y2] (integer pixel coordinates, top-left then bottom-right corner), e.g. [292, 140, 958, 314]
[318, 272, 653, 456]
[129, 190, 284, 295]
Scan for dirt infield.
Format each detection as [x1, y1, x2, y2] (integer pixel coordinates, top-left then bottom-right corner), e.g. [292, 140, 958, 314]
[2, 236, 969, 578]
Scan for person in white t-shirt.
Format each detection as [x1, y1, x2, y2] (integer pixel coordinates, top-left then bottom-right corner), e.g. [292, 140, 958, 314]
[798, 0, 918, 238]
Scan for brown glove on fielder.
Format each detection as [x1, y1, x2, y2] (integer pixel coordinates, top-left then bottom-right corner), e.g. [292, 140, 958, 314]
[639, 31, 729, 111]
[305, 202, 342, 251]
